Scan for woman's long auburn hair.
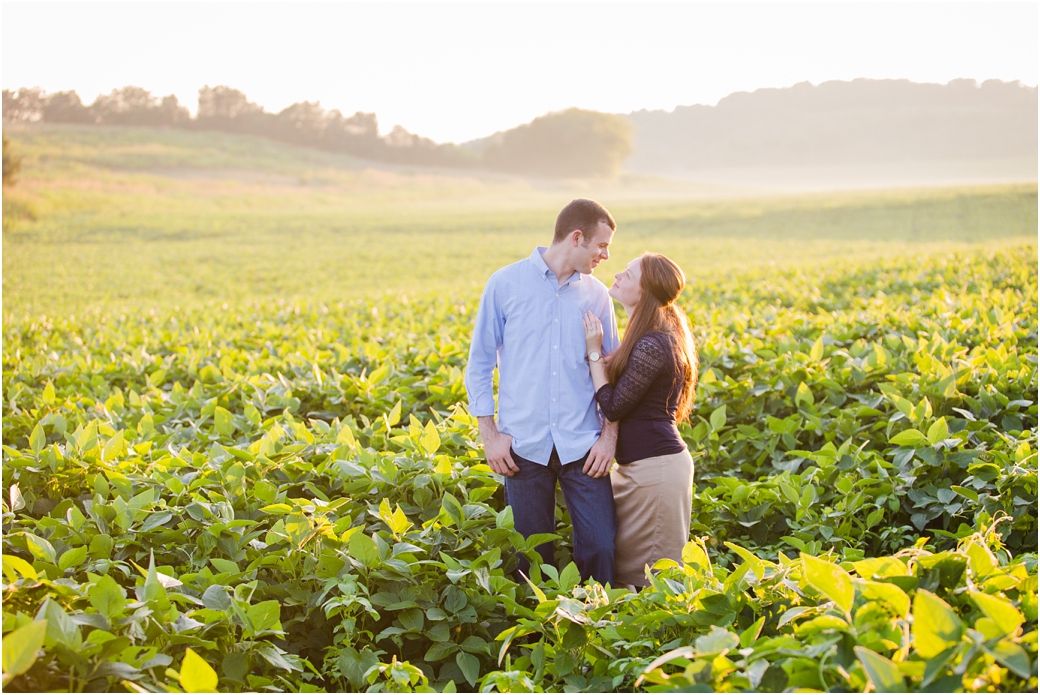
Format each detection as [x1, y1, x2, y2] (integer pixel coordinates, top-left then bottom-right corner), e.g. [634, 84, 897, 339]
[605, 253, 699, 421]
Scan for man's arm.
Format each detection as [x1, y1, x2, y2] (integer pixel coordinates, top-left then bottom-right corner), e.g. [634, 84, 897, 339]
[465, 279, 518, 477]
[583, 419, 617, 478]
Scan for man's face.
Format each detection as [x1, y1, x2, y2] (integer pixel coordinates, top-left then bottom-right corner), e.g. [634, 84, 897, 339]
[575, 221, 614, 274]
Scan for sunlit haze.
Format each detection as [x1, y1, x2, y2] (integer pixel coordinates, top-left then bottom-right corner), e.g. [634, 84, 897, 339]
[3, 1, 1037, 143]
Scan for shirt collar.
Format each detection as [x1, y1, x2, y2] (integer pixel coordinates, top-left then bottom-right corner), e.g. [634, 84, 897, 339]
[529, 247, 583, 284]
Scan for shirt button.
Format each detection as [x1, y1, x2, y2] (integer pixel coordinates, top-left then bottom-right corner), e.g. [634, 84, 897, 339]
[552, 371, 557, 376]
[552, 398, 557, 402]
[552, 423, 557, 427]
[553, 345, 558, 349]
[554, 318, 558, 323]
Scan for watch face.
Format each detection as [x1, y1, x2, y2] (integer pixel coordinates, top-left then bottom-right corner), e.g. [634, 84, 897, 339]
[589, 352, 600, 362]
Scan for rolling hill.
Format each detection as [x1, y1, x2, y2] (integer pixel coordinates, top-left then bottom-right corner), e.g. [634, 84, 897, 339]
[622, 78, 1037, 189]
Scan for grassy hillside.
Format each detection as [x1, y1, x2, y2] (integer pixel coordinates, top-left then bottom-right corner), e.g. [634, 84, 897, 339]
[2, 124, 1036, 318]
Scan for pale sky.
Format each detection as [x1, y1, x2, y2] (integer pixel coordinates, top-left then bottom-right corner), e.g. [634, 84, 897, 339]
[3, 2, 1037, 143]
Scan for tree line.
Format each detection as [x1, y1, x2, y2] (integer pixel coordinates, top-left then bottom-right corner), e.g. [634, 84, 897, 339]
[1, 86, 632, 177]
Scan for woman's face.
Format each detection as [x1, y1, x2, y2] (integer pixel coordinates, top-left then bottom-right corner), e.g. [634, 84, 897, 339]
[609, 257, 643, 308]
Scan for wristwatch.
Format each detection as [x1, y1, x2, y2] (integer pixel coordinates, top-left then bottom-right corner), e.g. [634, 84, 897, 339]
[588, 351, 601, 362]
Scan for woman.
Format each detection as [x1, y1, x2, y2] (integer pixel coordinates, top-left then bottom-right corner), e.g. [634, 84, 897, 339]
[583, 252, 698, 589]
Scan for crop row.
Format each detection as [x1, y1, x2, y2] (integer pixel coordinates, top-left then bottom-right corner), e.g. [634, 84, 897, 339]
[2, 245, 1037, 692]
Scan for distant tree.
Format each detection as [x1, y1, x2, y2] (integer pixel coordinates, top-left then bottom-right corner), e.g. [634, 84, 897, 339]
[3, 134, 22, 186]
[482, 108, 633, 177]
[196, 86, 266, 132]
[157, 95, 191, 126]
[2, 88, 46, 122]
[270, 101, 328, 146]
[379, 125, 477, 167]
[90, 86, 187, 126]
[42, 91, 93, 123]
[325, 110, 382, 157]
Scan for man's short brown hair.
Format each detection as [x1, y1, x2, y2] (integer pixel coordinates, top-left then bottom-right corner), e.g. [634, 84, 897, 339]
[553, 199, 616, 244]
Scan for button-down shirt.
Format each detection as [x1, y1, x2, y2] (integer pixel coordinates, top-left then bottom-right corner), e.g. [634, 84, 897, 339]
[466, 247, 620, 465]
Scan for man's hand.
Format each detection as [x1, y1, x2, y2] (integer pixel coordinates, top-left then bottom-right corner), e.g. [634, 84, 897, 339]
[583, 420, 618, 478]
[478, 416, 519, 477]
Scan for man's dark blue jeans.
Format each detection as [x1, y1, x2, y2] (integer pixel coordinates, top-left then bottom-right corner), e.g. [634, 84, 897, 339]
[505, 446, 617, 586]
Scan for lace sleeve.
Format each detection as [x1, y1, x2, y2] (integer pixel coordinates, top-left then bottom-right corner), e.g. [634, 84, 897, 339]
[595, 333, 670, 421]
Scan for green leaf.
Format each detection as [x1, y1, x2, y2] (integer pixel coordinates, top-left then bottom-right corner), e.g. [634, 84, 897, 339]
[2, 619, 48, 678]
[709, 405, 726, 430]
[912, 590, 964, 658]
[419, 420, 440, 455]
[695, 626, 740, 655]
[425, 641, 458, 662]
[141, 512, 173, 532]
[247, 600, 282, 634]
[337, 647, 378, 689]
[2, 555, 38, 582]
[142, 551, 168, 610]
[858, 580, 910, 617]
[965, 541, 996, 578]
[398, 607, 424, 632]
[23, 533, 56, 564]
[558, 562, 581, 591]
[495, 506, 514, 530]
[936, 372, 958, 398]
[211, 558, 239, 574]
[852, 556, 908, 579]
[801, 553, 854, 613]
[89, 534, 114, 559]
[456, 652, 480, 686]
[29, 423, 45, 455]
[795, 381, 813, 406]
[222, 652, 249, 682]
[180, 648, 218, 693]
[970, 591, 1024, 636]
[854, 646, 906, 693]
[349, 532, 379, 567]
[102, 430, 125, 460]
[984, 640, 1031, 679]
[89, 574, 127, 621]
[214, 406, 235, 436]
[890, 394, 914, 418]
[39, 599, 79, 648]
[809, 336, 824, 361]
[725, 542, 765, 580]
[951, 485, 978, 503]
[740, 617, 764, 648]
[57, 546, 87, 572]
[890, 429, 929, 448]
[386, 400, 402, 427]
[201, 585, 232, 612]
[926, 417, 949, 445]
[260, 503, 294, 515]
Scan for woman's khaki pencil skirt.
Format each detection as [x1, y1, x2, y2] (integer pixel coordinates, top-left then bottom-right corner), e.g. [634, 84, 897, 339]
[610, 448, 694, 588]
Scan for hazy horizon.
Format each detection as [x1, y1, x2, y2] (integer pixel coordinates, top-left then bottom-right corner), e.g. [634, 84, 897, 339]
[3, 2, 1037, 143]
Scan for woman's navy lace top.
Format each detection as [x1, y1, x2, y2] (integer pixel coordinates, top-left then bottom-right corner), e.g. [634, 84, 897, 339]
[595, 331, 686, 464]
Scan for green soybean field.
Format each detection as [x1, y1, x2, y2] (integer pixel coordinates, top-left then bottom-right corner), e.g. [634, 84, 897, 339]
[1, 125, 1037, 693]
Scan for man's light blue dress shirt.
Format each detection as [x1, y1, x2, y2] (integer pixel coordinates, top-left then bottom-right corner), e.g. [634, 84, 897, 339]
[466, 247, 620, 465]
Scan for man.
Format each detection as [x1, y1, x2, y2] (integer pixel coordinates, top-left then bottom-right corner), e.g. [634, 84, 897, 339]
[465, 199, 621, 585]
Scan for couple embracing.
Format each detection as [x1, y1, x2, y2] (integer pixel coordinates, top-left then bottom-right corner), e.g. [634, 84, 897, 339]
[465, 199, 698, 590]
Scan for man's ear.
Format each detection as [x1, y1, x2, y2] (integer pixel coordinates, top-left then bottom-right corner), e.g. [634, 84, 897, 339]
[570, 229, 584, 247]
